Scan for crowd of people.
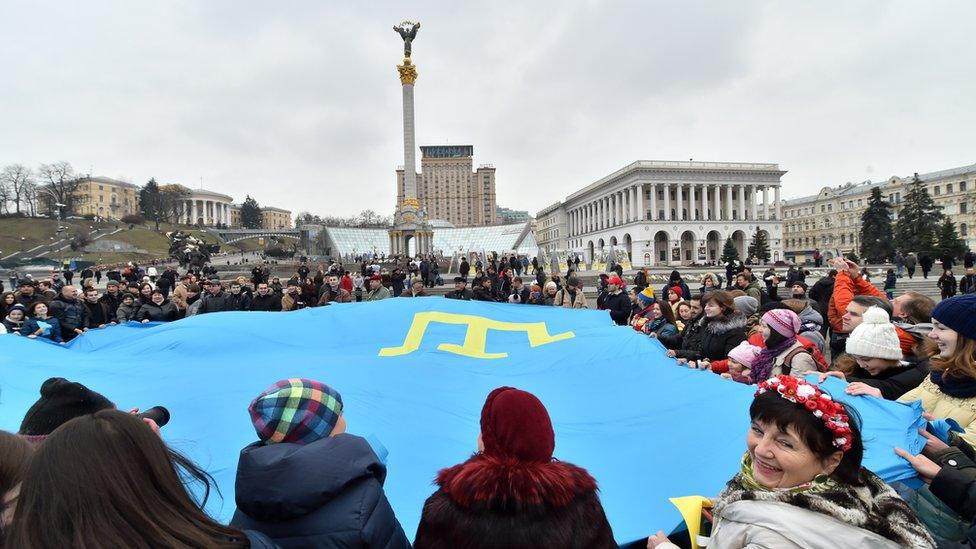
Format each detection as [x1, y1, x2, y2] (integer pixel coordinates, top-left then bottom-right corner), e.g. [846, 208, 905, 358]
[5, 250, 976, 546]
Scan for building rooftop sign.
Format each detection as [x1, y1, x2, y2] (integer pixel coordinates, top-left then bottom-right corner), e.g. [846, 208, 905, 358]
[421, 145, 474, 158]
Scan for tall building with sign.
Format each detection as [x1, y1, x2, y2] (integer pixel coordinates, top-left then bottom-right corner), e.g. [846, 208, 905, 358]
[397, 145, 497, 227]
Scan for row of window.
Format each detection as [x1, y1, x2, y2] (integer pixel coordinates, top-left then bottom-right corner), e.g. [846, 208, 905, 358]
[786, 223, 970, 249]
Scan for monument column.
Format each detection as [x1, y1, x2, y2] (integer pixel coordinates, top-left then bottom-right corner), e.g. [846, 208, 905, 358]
[390, 20, 429, 256]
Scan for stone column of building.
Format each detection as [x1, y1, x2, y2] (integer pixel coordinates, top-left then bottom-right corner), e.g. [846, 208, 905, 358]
[618, 191, 624, 224]
[734, 186, 743, 221]
[610, 195, 616, 227]
[698, 185, 708, 221]
[663, 183, 671, 221]
[762, 186, 769, 220]
[712, 185, 720, 221]
[750, 185, 758, 221]
[725, 185, 733, 221]
[775, 186, 782, 219]
[648, 183, 656, 221]
[628, 187, 635, 222]
[602, 197, 608, 229]
[676, 183, 683, 221]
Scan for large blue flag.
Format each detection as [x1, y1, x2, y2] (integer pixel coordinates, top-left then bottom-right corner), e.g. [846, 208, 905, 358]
[0, 298, 925, 543]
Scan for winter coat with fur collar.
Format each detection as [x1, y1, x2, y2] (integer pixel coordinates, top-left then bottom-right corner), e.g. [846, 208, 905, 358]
[413, 453, 616, 549]
[697, 312, 747, 362]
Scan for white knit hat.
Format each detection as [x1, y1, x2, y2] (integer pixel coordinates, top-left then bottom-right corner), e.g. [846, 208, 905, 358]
[845, 306, 902, 360]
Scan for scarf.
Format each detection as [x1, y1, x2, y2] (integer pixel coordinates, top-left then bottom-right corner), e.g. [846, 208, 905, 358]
[930, 370, 976, 399]
[750, 336, 797, 383]
[718, 453, 935, 548]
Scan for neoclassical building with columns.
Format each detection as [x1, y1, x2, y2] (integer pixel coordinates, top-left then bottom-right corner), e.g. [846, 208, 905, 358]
[182, 189, 234, 227]
[539, 160, 786, 266]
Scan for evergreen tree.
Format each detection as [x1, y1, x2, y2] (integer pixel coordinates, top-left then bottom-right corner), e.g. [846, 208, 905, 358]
[894, 173, 944, 254]
[936, 219, 968, 260]
[139, 178, 162, 231]
[240, 195, 263, 229]
[747, 228, 770, 263]
[859, 187, 895, 263]
[721, 237, 740, 264]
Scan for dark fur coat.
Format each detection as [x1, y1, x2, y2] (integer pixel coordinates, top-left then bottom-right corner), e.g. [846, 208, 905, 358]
[413, 453, 616, 549]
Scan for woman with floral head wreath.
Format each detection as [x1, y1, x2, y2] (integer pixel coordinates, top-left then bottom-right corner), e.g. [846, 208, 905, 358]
[649, 376, 934, 548]
[414, 387, 616, 549]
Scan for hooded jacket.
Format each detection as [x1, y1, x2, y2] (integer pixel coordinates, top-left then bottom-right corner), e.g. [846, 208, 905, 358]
[230, 434, 410, 549]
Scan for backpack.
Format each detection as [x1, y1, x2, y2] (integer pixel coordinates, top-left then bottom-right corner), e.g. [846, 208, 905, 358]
[748, 333, 830, 373]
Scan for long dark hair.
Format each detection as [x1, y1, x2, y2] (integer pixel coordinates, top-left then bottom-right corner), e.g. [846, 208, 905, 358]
[750, 391, 864, 485]
[4, 410, 248, 548]
[0, 431, 32, 544]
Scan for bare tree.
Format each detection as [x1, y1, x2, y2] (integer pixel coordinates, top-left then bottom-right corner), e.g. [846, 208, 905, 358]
[0, 164, 34, 214]
[160, 184, 191, 225]
[36, 161, 79, 215]
[22, 180, 38, 216]
[0, 180, 10, 214]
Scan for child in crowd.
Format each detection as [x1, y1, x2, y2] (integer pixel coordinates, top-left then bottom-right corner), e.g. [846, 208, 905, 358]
[718, 341, 762, 385]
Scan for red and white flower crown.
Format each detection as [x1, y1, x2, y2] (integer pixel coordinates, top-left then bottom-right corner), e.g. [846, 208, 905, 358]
[755, 376, 854, 452]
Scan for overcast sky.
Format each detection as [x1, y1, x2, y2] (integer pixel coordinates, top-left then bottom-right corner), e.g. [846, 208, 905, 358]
[1, 1, 973, 219]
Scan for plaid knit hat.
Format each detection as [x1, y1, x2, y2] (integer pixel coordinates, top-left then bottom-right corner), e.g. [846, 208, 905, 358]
[637, 286, 656, 305]
[248, 379, 343, 445]
[762, 309, 801, 337]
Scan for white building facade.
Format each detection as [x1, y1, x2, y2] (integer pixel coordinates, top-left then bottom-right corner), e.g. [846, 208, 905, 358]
[536, 202, 568, 253]
[544, 160, 786, 266]
[183, 189, 234, 227]
[782, 162, 976, 263]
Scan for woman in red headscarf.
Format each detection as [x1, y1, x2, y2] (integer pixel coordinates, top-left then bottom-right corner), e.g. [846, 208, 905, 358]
[413, 387, 616, 549]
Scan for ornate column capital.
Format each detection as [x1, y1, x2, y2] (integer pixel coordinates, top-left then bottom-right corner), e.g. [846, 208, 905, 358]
[397, 58, 418, 85]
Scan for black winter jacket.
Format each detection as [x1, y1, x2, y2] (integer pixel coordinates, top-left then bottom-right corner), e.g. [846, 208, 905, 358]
[198, 291, 235, 314]
[137, 300, 179, 322]
[48, 295, 86, 329]
[249, 293, 282, 312]
[231, 434, 410, 549]
[604, 291, 631, 326]
[676, 312, 746, 361]
[848, 359, 929, 400]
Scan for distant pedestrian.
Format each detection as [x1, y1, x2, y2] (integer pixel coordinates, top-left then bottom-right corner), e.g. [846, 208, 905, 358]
[884, 268, 897, 300]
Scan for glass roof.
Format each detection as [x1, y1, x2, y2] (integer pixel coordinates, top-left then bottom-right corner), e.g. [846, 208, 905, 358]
[324, 222, 537, 257]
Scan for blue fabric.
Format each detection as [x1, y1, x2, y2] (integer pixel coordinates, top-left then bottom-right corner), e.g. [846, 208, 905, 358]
[806, 375, 926, 486]
[0, 299, 924, 544]
[928, 418, 965, 444]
